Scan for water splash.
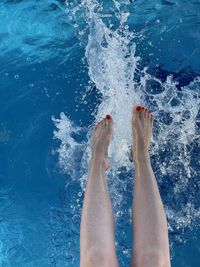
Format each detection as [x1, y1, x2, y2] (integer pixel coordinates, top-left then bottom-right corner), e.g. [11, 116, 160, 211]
[53, 0, 200, 265]
[52, 112, 87, 179]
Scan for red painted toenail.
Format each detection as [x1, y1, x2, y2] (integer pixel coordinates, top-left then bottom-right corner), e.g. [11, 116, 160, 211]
[106, 114, 111, 120]
[141, 107, 144, 110]
[136, 106, 141, 111]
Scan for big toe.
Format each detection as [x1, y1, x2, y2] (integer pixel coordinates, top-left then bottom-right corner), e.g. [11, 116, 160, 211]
[132, 105, 142, 123]
[105, 114, 113, 133]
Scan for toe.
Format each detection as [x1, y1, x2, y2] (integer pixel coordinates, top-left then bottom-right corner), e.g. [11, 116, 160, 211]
[105, 115, 113, 133]
[143, 108, 149, 119]
[98, 119, 104, 126]
[95, 119, 103, 132]
[150, 113, 154, 125]
[133, 105, 141, 121]
[141, 107, 145, 119]
[144, 107, 147, 116]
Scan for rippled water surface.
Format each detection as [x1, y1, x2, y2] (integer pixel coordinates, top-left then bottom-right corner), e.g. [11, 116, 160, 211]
[0, 0, 200, 266]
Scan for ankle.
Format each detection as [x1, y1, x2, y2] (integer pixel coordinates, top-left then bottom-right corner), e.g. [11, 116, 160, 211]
[89, 156, 105, 172]
[134, 150, 151, 164]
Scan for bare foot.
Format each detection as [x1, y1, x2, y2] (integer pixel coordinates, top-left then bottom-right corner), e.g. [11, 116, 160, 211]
[90, 115, 113, 170]
[132, 106, 153, 163]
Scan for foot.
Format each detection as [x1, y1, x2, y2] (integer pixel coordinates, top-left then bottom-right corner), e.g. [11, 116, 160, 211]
[132, 106, 153, 163]
[90, 115, 113, 170]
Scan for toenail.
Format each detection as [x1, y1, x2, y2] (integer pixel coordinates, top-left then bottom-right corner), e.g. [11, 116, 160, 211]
[141, 107, 144, 110]
[106, 114, 111, 120]
[136, 106, 141, 111]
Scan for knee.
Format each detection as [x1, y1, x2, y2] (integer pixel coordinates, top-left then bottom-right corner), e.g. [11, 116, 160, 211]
[137, 250, 165, 267]
[84, 246, 110, 266]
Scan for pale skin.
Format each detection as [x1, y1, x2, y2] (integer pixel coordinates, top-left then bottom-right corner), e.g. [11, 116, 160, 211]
[80, 106, 171, 267]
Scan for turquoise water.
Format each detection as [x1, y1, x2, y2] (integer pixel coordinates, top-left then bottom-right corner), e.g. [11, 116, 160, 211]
[0, 0, 199, 266]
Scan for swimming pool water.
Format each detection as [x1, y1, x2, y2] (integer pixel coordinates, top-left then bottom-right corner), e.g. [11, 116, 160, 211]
[0, 0, 199, 266]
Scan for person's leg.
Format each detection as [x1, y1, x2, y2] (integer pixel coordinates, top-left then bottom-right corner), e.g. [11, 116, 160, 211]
[131, 106, 171, 267]
[80, 116, 119, 267]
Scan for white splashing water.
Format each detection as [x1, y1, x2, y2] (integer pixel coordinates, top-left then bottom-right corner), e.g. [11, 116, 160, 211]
[52, 0, 200, 261]
[52, 112, 88, 179]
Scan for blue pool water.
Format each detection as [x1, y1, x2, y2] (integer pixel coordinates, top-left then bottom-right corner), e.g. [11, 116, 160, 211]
[0, 0, 200, 266]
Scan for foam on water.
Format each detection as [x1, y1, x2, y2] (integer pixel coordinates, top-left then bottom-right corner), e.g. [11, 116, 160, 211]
[52, 0, 200, 264]
[52, 112, 86, 177]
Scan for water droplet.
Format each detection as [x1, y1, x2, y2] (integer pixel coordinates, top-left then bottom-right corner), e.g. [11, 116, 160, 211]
[14, 75, 19, 79]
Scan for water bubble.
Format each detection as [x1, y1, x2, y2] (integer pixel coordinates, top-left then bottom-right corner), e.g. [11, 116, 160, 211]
[78, 30, 84, 36]
[14, 74, 19, 79]
[148, 41, 153, 47]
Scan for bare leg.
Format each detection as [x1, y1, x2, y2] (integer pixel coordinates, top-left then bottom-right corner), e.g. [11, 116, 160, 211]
[131, 106, 171, 267]
[80, 116, 119, 267]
